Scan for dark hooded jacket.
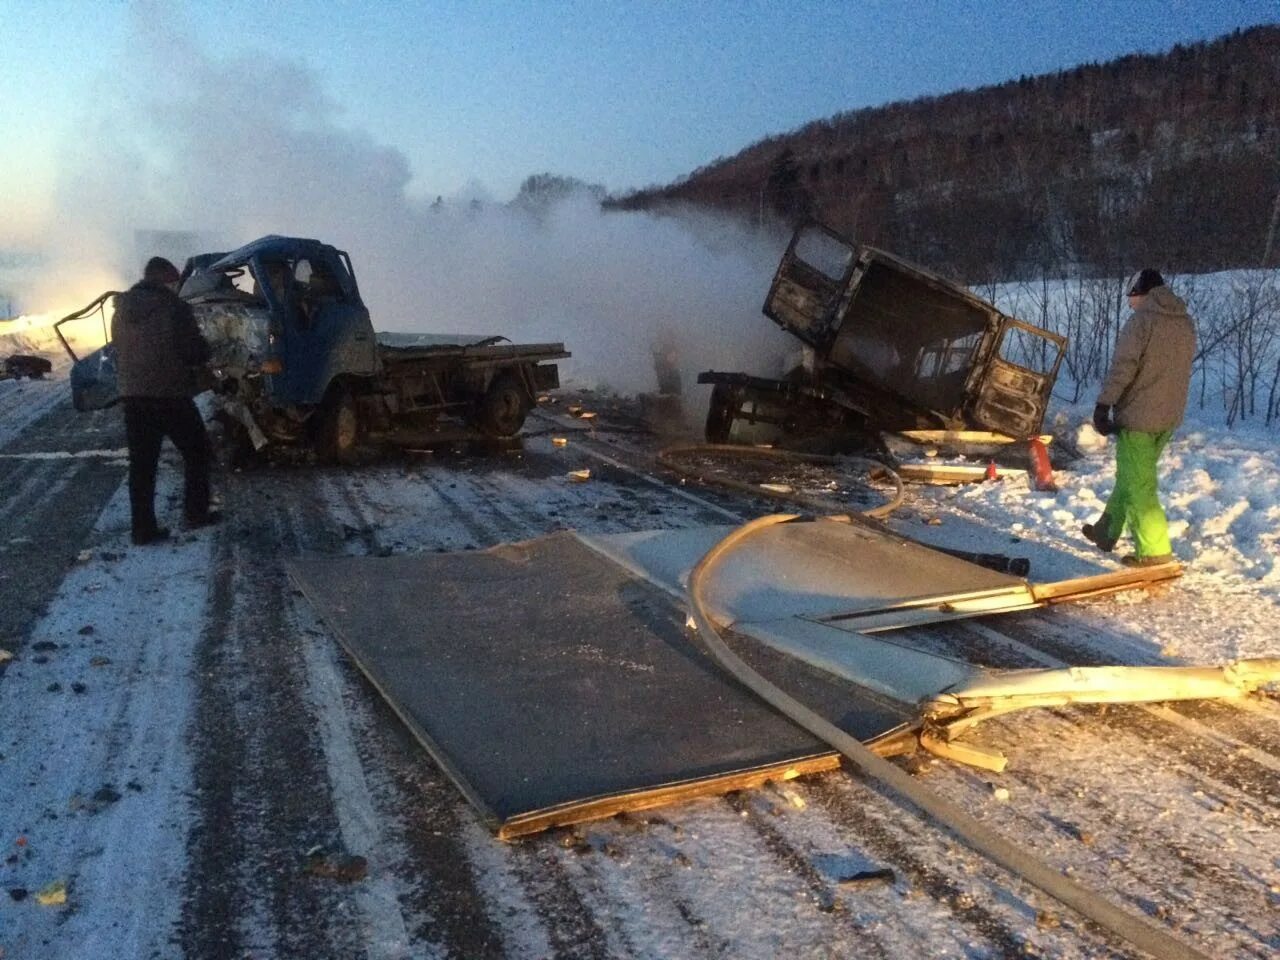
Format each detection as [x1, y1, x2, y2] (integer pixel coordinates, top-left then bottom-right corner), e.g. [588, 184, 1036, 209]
[111, 281, 211, 399]
[1098, 285, 1197, 432]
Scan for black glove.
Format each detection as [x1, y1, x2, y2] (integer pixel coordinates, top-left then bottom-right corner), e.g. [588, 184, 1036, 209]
[1092, 403, 1114, 436]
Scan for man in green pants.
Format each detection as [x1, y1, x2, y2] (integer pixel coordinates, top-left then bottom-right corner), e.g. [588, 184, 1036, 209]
[1082, 269, 1196, 566]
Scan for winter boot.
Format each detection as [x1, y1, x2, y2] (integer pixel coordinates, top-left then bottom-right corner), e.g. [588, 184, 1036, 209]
[1081, 521, 1117, 553]
[1120, 553, 1176, 568]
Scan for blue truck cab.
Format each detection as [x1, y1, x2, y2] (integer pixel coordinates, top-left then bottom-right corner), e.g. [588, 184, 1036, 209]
[194, 236, 381, 407]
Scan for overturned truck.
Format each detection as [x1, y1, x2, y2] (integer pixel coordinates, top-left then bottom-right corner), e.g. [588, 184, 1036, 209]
[701, 221, 1066, 448]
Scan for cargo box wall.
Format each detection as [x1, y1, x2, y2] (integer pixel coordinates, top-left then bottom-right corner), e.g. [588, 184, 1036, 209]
[828, 259, 991, 419]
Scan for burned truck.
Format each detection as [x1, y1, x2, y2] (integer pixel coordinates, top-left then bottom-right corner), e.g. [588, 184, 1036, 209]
[700, 222, 1065, 448]
[57, 236, 568, 461]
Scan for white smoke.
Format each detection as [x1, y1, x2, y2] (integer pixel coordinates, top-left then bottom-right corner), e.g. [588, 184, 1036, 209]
[25, 3, 794, 400]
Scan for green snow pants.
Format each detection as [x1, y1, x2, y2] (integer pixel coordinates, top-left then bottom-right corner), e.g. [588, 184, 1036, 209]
[1100, 428, 1174, 559]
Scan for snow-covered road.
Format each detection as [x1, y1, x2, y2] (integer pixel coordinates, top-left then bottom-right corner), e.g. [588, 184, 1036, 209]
[0, 371, 1277, 959]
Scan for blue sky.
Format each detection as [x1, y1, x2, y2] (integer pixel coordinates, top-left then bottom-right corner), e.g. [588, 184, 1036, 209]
[2, 0, 1276, 239]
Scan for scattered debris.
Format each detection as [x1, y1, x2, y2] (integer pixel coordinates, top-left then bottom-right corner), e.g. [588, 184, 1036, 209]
[1036, 910, 1062, 930]
[34, 880, 66, 907]
[2, 354, 53, 380]
[567, 469, 591, 483]
[0, 649, 12, 665]
[77, 625, 94, 636]
[835, 868, 896, 888]
[779, 787, 807, 810]
[557, 830, 593, 854]
[76, 549, 93, 563]
[8, 888, 28, 902]
[92, 785, 122, 805]
[71, 682, 87, 695]
[89, 656, 111, 667]
[552, 436, 568, 447]
[303, 849, 368, 883]
[32, 641, 57, 652]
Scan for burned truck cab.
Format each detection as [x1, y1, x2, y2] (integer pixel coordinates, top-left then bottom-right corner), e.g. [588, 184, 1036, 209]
[700, 221, 1065, 447]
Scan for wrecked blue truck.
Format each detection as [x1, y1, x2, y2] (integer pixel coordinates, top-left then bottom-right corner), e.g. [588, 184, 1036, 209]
[56, 236, 569, 461]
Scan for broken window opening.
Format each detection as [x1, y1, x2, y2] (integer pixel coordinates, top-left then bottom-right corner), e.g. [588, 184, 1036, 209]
[997, 324, 1061, 375]
[793, 226, 855, 282]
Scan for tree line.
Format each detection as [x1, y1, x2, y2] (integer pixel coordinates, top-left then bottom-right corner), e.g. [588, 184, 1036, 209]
[607, 25, 1280, 282]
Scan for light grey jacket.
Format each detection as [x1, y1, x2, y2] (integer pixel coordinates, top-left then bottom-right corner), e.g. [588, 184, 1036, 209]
[1098, 285, 1197, 432]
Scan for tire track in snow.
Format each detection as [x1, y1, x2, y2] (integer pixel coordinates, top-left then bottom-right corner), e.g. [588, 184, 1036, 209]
[178, 474, 362, 960]
[802, 775, 1090, 958]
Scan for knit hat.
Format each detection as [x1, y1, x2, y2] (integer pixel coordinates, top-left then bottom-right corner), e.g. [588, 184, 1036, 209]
[1126, 268, 1164, 296]
[143, 256, 180, 285]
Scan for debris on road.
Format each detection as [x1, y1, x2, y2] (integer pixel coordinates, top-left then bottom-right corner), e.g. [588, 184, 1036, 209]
[303, 849, 368, 883]
[34, 880, 66, 907]
[1, 354, 53, 381]
[835, 868, 896, 889]
[92, 785, 122, 805]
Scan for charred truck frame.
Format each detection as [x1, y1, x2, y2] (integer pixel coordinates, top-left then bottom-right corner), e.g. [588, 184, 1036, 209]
[700, 221, 1066, 447]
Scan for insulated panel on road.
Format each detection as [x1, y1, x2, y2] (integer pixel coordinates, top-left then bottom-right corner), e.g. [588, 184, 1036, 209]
[578, 519, 1034, 626]
[288, 533, 910, 837]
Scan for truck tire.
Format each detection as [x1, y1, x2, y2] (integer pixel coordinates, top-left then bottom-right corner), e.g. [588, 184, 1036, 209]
[477, 374, 529, 438]
[319, 385, 361, 464]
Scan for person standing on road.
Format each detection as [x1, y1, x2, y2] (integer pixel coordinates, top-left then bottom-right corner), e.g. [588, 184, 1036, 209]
[112, 256, 218, 545]
[1082, 269, 1196, 567]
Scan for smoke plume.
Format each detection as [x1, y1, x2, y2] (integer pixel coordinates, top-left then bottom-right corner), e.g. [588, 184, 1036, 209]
[30, 5, 795, 401]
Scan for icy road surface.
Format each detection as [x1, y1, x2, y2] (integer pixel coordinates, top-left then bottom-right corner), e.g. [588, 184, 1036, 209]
[0, 380, 1277, 959]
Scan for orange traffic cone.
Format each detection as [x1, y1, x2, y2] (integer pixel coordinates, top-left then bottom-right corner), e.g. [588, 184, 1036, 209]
[1028, 437, 1057, 492]
[985, 460, 998, 481]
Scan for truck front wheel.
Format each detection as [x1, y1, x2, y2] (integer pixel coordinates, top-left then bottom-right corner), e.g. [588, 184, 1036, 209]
[319, 385, 361, 464]
[477, 374, 529, 438]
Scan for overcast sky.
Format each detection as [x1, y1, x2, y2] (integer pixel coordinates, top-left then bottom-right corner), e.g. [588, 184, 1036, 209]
[2, 0, 1275, 243]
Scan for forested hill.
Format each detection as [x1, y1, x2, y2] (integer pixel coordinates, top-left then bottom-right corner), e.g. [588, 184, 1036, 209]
[607, 25, 1280, 282]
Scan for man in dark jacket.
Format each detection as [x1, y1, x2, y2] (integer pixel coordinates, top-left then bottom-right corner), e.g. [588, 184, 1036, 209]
[112, 256, 218, 545]
[1082, 269, 1196, 566]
